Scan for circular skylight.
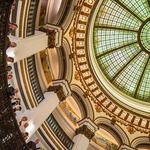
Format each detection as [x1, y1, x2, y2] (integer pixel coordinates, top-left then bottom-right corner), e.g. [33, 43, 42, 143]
[93, 0, 150, 102]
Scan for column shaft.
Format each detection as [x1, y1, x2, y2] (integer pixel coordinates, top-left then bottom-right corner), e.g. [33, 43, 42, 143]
[72, 134, 89, 150]
[14, 31, 48, 62]
[25, 92, 59, 138]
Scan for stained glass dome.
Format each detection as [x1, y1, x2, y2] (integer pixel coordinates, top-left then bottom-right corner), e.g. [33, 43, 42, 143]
[93, 0, 150, 102]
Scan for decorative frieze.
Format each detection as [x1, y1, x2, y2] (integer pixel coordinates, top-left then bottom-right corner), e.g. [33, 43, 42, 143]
[127, 125, 136, 134]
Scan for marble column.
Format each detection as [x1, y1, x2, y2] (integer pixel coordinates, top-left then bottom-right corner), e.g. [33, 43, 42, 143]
[9, 31, 48, 62]
[25, 92, 59, 137]
[25, 80, 71, 138]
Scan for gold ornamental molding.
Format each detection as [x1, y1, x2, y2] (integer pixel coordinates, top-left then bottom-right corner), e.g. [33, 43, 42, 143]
[71, 0, 150, 133]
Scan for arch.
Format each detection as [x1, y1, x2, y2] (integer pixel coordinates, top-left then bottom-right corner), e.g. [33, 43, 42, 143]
[131, 136, 150, 149]
[57, 38, 73, 81]
[70, 84, 94, 120]
[59, 0, 78, 32]
[94, 117, 130, 146]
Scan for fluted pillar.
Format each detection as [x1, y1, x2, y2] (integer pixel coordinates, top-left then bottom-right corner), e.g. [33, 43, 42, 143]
[72, 118, 98, 150]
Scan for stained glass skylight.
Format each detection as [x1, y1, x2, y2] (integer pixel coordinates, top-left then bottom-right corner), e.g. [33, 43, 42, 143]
[93, 0, 150, 101]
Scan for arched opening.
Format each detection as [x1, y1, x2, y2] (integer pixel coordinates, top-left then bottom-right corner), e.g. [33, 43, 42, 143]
[92, 128, 119, 150]
[131, 137, 150, 150]
[59, 96, 83, 126]
[137, 144, 150, 150]
[71, 84, 94, 120]
[71, 91, 87, 119]
[95, 117, 130, 147]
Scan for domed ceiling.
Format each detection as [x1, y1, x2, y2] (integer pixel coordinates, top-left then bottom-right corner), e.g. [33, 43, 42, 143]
[93, 0, 150, 102]
[72, 0, 150, 132]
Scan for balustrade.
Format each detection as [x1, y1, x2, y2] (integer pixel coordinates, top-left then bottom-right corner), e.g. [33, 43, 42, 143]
[26, 0, 39, 36]
[27, 55, 44, 103]
[47, 114, 74, 150]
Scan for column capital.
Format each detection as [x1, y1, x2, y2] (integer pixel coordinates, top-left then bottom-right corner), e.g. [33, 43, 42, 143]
[76, 118, 98, 140]
[39, 24, 63, 48]
[47, 85, 65, 101]
[75, 125, 94, 140]
[47, 80, 71, 101]
[78, 118, 98, 132]
[119, 145, 135, 150]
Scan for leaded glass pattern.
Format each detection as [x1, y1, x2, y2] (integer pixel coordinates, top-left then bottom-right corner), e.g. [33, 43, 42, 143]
[94, 0, 141, 30]
[113, 52, 149, 96]
[93, 0, 150, 101]
[119, 0, 150, 20]
[94, 29, 137, 55]
[98, 43, 141, 79]
[140, 21, 150, 51]
[137, 58, 150, 101]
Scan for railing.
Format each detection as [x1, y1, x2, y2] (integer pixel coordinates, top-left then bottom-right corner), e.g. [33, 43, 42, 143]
[0, 1, 28, 149]
[26, 0, 39, 36]
[27, 55, 44, 103]
[47, 114, 74, 150]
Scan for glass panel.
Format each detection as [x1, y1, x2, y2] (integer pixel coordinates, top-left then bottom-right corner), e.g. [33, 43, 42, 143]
[119, 0, 150, 20]
[93, 0, 150, 101]
[95, 0, 141, 30]
[137, 59, 150, 101]
[94, 29, 137, 55]
[98, 43, 141, 79]
[113, 52, 149, 96]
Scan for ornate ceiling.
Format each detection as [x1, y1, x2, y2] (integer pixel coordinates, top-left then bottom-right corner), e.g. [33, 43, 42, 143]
[71, 0, 150, 133]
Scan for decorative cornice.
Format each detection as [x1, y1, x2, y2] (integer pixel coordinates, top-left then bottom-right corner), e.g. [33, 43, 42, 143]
[75, 125, 95, 140]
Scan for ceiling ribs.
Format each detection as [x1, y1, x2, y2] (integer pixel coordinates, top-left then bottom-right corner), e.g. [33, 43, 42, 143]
[134, 56, 150, 97]
[95, 25, 138, 32]
[96, 41, 137, 58]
